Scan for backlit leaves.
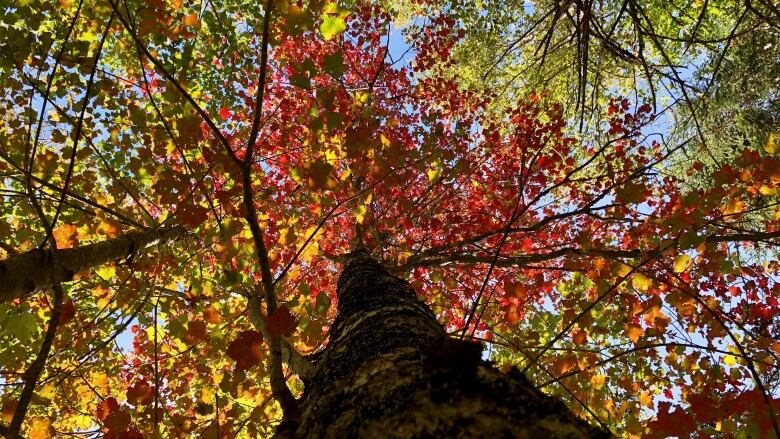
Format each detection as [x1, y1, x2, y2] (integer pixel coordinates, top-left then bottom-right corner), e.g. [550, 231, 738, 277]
[1, 0, 779, 436]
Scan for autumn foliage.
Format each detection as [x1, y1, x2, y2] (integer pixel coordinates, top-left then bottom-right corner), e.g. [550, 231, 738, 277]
[0, 0, 779, 437]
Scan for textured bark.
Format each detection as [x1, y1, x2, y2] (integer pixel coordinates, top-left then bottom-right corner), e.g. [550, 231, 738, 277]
[292, 250, 611, 438]
[0, 226, 185, 303]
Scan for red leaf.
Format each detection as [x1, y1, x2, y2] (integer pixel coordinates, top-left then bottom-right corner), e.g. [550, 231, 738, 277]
[177, 203, 209, 228]
[687, 393, 719, 423]
[647, 402, 696, 438]
[127, 380, 154, 406]
[184, 320, 208, 345]
[95, 397, 119, 421]
[59, 299, 75, 325]
[227, 330, 264, 371]
[219, 107, 231, 119]
[104, 409, 131, 433]
[267, 305, 297, 338]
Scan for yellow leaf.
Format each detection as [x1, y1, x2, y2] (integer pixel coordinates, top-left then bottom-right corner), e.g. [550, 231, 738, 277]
[38, 383, 56, 400]
[638, 391, 653, 409]
[355, 205, 367, 224]
[766, 133, 777, 154]
[673, 254, 692, 273]
[590, 374, 607, 390]
[723, 354, 737, 366]
[29, 417, 54, 439]
[632, 273, 652, 292]
[615, 262, 632, 277]
[200, 387, 215, 404]
[278, 227, 296, 245]
[301, 226, 320, 262]
[95, 265, 116, 281]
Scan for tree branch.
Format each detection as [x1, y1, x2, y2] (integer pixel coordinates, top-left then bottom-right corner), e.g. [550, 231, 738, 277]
[238, 0, 300, 422]
[0, 226, 185, 303]
[5, 284, 64, 438]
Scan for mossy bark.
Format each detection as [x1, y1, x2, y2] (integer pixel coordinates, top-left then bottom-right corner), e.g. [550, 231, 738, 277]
[291, 250, 610, 438]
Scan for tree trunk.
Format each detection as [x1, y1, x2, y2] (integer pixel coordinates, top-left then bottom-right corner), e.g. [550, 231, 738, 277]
[0, 226, 184, 303]
[292, 250, 610, 438]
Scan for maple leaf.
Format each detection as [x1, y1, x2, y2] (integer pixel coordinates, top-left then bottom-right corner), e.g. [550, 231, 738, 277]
[625, 323, 643, 343]
[673, 254, 692, 273]
[52, 224, 78, 249]
[203, 305, 221, 324]
[1, 399, 16, 422]
[687, 393, 720, 423]
[306, 159, 334, 191]
[502, 277, 522, 298]
[227, 330, 264, 371]
[647, 402, 696, 437]
[127, 380, 154, 405]
[182, 13, 199, 27]
[177, 203, 209, 228]
[572, 329, 587, 345]
[267, 305, 298, 338]
[95, 397, 119, 421]
[29, 417, 54, 439]
[59, 299, 75, 325]
[504, 303, 523, 325]
[184, 320, 208, 345]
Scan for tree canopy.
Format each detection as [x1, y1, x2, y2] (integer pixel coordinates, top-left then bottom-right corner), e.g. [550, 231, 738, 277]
[0, 0, 779, 437]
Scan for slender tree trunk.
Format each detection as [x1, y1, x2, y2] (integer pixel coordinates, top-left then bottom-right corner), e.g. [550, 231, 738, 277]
[292, 250, 610, 438]
[0, 226, 184, 303]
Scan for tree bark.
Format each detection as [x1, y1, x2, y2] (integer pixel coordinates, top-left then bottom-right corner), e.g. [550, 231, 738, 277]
[292, 250, 610, 438]
[0, 226, 184, 303]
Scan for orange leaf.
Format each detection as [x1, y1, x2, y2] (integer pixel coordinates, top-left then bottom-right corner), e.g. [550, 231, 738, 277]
[1, 400, 17, 422]
[52, 224, 78, 249]
[29, 417, 54, 439]
[572, 329, 587, 345]
[625, 323, 643, 343]
[182, 13, 199, 27]
[505, 303, 523, 325]
[203, 305, 221, 324]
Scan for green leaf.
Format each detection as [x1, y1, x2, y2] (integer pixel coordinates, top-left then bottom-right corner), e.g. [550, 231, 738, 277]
[319, 15, 346, 40]
[6, 311, 38, 341]
[314, 291, 330, 315]
[323, 50, 345, 78]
